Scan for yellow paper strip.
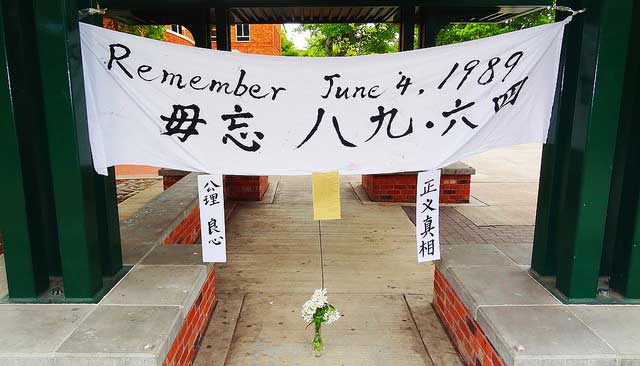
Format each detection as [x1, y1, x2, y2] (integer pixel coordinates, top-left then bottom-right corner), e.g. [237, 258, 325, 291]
[312, 171, 341, 220]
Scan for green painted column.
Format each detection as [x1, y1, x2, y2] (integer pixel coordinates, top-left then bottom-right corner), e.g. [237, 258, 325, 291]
[399, 5, 415, 51]
[608, 4, 640, 298]
[94, 166, 122, 277]
[33, 0, 105, 300]
[215, 7, 231, 51]
[552, 0, 635, 300]
[417, 8, 445, 48]
[0, 0, 58, 299]
[531, 6, 578, 277]
[188, 10, 212, 49]
[84, 8, 123, 278]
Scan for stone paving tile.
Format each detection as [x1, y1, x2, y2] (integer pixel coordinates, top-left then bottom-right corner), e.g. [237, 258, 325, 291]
[322, 234, 433, 295]
[570, 306, 640, 362]
[194, 293, 244, 366]
[405, 294, 464, 366]
[0, 255, 6, 298]
[440, 244, 514, 268]
[141, 244, 205, 266]
[118, 180, 164, 220]
[454, 205, 537, 226]
[0, 268, 6, 299]
[448, 265, 559, 315]
[0, 304, 94, 361]
[57, 305, 181, 366]
[224, 293, 433, 366]
[215, 253, 322, 294]
[462, 143, 542, 183]
[440, 207, 534, 245]
[101, 265, 207, 316]
[401, 206, 535, 245]
[494, 243, 533, 267]
[116, 177, 162, 204]
[470, 182, 539, 207]
[477, 306, 616, 366]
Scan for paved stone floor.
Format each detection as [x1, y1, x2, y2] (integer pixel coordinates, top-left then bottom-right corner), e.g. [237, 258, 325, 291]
[0, 144, 542, 364]
[116, 177, 162, 204]
[193, 143, 542, 366]
[194, 176, 462, 366]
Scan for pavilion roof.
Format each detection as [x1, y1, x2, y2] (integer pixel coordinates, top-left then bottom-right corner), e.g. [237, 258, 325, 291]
[101, 1, 552, 25]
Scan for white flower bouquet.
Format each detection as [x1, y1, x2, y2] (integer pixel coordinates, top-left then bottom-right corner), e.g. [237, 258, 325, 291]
[301, 288, 340, 355]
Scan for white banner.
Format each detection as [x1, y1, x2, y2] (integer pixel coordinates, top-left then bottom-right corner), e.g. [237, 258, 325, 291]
[80, 20, 567, 176]
[416, 170, 441, 262]
[197, 174, 227, 262]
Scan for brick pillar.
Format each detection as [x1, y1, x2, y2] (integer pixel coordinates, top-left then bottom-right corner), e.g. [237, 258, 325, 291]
[433, 268, 505, 366]
[361, 162, 476, 203]
[159, 169, 190, 191]
[224, 175, 269, 201]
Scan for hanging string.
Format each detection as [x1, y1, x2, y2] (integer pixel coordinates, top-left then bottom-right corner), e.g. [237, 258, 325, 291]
[552, 5, 586, 24]
[78, 4, 107, 19]
[553, 6, 587, 17]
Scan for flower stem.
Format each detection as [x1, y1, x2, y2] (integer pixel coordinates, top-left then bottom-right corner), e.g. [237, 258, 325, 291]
[312, 321, 323, 356]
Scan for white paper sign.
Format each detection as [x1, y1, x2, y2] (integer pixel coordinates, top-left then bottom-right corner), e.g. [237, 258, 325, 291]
[416, 170, 441, 262]
[79, 20, 568, 176]
[197, 174, 227, 262]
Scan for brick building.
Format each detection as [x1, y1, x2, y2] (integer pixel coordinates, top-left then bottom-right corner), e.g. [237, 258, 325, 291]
[164, 23, 281, 55]
[113, 22, 281, 176]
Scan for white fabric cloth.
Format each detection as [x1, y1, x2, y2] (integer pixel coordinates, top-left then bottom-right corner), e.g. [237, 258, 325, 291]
[80, 20, 567, 176]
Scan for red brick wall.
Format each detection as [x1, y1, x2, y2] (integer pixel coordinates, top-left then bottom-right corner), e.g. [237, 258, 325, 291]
[212, 24, 282, 55]
[164, 205, 201, 244]
[163, 175, 186, 191]
[433, 268, 505, 366]
[224, 175, 269, 201]
[441, 175, 472, 204]
[164, 268, 217, 366]
[165, 26, 196, 46]
[362, 174, 472, 203]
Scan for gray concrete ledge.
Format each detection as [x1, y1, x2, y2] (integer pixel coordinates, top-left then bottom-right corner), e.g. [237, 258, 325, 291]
[365, 162, 476, 176]
[120, 173, 199, 265]
[0, 173, 214, 366]
[158, 168, 191, 177]
[436, 243, 640, 366]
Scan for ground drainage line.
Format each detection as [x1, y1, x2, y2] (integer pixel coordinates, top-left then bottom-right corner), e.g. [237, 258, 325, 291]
[402, 293, 437, 366]
[221, 293, 247, 366]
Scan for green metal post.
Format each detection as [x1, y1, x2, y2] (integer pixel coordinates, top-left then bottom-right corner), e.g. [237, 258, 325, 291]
[608, 3, 640, 298]
[399, 5, 415, 51]
[215, 7, 231, 51]
[188, 10, 212, 49]
[417, 8, 444, 48]
[94, 166, 122, 276]
[0, 0, 58, 299]
[553, 0, 635, 300]
[80, 6, 123, 278]
[33, 0, 105, 300]
[531, 5, 577, 277]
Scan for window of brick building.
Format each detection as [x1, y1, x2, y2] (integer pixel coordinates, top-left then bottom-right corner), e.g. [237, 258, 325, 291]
[236, 24, 250, 42]
[170, 24, 184, 35]
[210, 25, 217, 41]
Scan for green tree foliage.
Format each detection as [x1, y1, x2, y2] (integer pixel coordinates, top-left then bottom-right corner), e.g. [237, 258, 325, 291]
[285, 7, 554, 56]
[296, 23, 398, 57]
[281, 31, 305, 56]
[436, 8, 555, 46]
[106, 19, 165, 41]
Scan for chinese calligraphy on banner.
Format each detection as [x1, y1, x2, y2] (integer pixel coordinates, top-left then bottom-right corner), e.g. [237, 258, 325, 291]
[197, 175, 227, 262]
[416, 171, 441, 262]
[80, 19, 568, 176]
